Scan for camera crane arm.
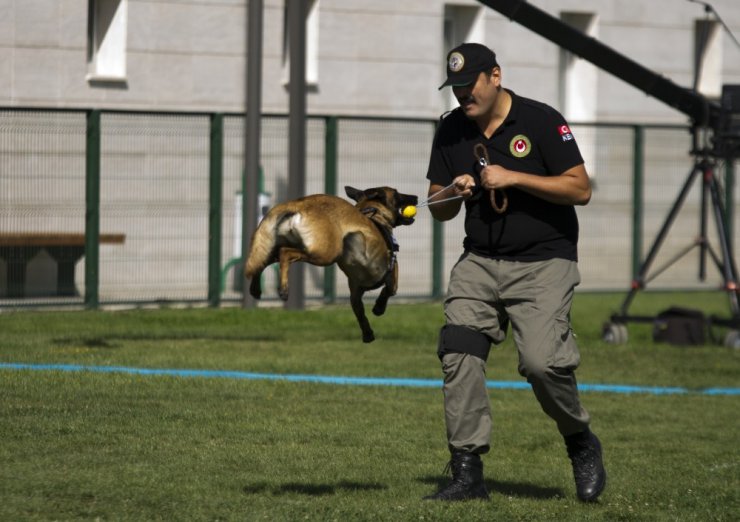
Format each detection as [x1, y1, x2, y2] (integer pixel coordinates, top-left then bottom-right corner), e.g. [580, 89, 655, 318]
[477, 0, 722, 130]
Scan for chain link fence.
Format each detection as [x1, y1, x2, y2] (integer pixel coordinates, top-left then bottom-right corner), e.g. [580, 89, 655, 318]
[1, 108, 737, 308]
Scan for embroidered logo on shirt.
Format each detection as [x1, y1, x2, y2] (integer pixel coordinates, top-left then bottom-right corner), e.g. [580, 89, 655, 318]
[558, 124, 575, 142]
[509, 134, 531, 158]
[448, 52, 465, 72]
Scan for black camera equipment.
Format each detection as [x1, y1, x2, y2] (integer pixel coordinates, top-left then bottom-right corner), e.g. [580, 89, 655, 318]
[718, 84, 740, 157]
[479, 0, 739, 347]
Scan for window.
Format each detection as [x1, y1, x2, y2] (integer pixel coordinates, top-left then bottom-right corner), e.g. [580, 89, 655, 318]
[694, 20, 722, 98]
[558, 12, 598, 122]
[282, 0, 320, 88]
[87, 0, 128, 82]
[442, 4, 484, 110]
[558, 12, 598, 178]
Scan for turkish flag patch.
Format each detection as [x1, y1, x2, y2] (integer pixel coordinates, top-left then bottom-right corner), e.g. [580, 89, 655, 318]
[558, 124, 574, 142]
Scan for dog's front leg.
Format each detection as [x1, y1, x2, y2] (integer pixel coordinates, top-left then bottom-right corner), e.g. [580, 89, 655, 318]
[349, 282, 374, 343]
[372, 286, 391, 317]
[277, 247, 307, 301]
[372, 261, 398, 317]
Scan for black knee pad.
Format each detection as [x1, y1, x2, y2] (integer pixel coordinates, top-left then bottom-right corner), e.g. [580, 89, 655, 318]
[437, 324, 491, 361]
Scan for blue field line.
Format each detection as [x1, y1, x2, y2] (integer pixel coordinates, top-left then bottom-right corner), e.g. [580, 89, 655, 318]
[1, 362, 739, 396]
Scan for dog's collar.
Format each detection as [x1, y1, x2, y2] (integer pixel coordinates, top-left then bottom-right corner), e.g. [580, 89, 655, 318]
[360, 207, 398, 252]
[360, 206, 398, 230]
[360, 206, 399, 290]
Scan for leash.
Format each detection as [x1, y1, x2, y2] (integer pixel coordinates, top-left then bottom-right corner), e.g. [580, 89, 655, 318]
[474, 143, 508, 214]
[417, 144, 508, 213]
[416, 182, 464, 208]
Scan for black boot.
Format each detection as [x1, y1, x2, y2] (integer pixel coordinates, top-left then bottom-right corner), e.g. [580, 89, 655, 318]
[423, 451, 489, 501]
[565, 429, 607, 502]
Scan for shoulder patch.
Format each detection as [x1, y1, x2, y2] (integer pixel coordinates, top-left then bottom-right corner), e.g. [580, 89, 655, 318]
[558, 124, 575, 142]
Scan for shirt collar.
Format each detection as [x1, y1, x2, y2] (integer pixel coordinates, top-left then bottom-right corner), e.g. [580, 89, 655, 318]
[501, 88, 519, 126]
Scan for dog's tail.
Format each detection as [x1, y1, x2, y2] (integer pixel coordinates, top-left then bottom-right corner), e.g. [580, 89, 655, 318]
[244, 207, 291, 279]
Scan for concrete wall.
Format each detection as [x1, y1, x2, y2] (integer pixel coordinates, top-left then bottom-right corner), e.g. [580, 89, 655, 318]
[1, 1, 739, 302]
[1, 0, 739, 121]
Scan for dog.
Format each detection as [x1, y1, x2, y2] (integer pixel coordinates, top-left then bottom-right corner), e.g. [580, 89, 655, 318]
[245, 186, 418, 342]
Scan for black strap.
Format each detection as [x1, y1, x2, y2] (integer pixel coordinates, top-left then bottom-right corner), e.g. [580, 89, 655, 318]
[359, 207, 398, 289]
[360, 207, 398, 253]
[438, 324, 492, 361]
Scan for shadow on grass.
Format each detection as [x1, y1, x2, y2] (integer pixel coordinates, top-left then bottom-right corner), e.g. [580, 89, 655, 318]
[419, 476, 563, 500]
[242, 480, 387, 496]
[48, 328, 439, 347]
[52, 332, 283, 348]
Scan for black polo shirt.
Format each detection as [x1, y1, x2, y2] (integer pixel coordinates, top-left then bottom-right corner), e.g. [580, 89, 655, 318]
[426, 89, 584, 261]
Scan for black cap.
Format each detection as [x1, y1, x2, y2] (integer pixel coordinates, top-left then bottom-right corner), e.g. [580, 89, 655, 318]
[438, 43, 498, 90]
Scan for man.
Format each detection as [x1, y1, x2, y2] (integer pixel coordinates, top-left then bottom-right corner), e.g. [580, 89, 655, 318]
[423, 42, 606, 503]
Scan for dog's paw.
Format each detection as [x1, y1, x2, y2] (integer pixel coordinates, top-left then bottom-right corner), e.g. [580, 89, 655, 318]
[362, 330, 375, 343]
[372, 304, 386, 316]
[249, 279, 262, 299]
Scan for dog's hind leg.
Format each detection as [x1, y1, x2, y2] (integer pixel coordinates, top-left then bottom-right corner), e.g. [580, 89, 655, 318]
[277, 247, 309, 301]
[249, 271, 263, 299]
[349, 282, 374, 343]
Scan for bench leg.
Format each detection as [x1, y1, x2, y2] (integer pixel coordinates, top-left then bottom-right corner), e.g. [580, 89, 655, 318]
[0, 247, 39, 298]
[7, 260, 27, 298]
[46, 247, 84, 297]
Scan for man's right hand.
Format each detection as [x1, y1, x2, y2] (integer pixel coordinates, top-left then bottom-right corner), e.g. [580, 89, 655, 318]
[452, 174, 477, 199]
[427, 175, 477, 222]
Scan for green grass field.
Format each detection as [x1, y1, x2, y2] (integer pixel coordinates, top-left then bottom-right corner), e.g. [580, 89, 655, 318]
[1, 292, 738, 521]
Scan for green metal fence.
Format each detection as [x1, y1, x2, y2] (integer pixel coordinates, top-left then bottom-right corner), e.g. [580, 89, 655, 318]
[0, 108, 737, 309]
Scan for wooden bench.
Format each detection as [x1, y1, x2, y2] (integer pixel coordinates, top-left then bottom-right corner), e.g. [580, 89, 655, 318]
[0, 233, 126, 297]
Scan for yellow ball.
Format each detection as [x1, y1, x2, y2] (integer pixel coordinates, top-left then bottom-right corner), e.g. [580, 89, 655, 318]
[402, 205, 417, 218]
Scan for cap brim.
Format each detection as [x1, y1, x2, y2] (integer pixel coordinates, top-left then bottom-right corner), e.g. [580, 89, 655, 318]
[437, 71, 480, 90]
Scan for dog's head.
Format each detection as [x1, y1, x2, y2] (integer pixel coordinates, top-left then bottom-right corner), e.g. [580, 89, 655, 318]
[345, 186, 419, 226]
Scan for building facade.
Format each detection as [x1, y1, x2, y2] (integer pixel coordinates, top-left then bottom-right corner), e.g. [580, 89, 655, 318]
[1, 0, 739, 303]
[2, 0, 739, 122]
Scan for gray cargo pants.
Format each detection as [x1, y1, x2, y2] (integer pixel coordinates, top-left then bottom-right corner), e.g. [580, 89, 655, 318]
[441, 251, 590, 454]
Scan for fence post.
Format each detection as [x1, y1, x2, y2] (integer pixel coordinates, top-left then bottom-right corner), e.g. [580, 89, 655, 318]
[285, 0, 307, 311]
[323, 116, 338, 303]
[631, 125, 644, 282]
[208, 113, 224, 307]
[85, 109, 101, 309]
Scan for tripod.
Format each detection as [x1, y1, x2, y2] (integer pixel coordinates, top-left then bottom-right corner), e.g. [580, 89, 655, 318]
[603, 135, 740, 348]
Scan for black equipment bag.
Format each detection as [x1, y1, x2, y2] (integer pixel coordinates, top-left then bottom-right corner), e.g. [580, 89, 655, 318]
[652, 307, 706, 346]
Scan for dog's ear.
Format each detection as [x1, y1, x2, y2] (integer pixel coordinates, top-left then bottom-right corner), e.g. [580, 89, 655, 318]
[345, 186, 364, 202]
[363, 188, 386, 202]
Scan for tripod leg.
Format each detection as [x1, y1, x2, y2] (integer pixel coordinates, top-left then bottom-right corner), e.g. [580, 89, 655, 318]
[699, 163, 709, 281]
[707, 171, 740, 318]
[618, 163, 703, 316]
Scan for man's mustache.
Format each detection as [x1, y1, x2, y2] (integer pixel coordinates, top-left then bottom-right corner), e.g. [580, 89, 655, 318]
[458, 95, 475, 105]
